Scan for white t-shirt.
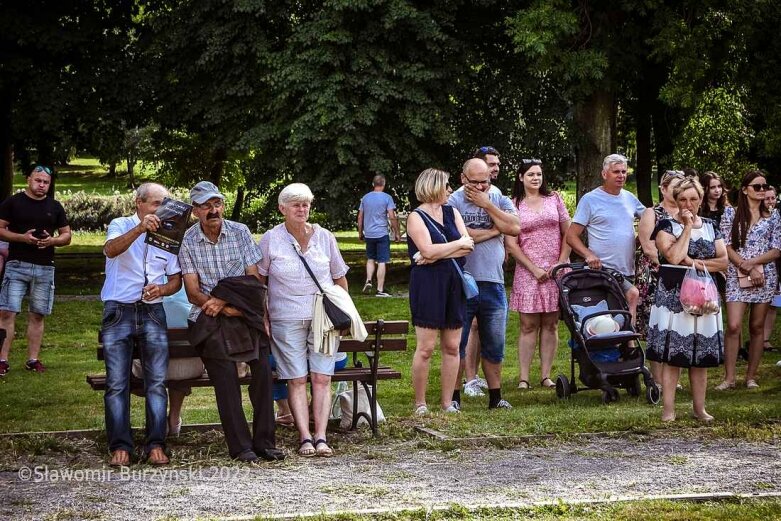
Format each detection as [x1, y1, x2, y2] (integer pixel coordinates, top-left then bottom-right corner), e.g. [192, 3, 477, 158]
[572, 187, 645, 276]
[100, 214, 182, 303]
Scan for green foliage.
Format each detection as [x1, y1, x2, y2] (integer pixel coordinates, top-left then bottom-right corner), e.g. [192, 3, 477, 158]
[60, 192, 136, 231]
[673, 87, 754, 185]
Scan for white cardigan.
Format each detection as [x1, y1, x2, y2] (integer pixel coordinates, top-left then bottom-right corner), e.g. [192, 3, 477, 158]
[312, 284, 368, 355]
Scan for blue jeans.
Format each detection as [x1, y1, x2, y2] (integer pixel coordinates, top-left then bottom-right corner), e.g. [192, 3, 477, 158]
[102, 301, 169, 454]
[459, 281, 508, 363]
[0, 260, 55, 315]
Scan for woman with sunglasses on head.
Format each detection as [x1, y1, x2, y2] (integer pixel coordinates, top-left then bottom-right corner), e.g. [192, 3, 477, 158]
[718, 171, 781, 390]
[762, 186, 781, 352]
[506, 159, 571, 390]
[407, 168, 474, 415]
[699, 171, 730, 230]
[635, 171, 684, 389]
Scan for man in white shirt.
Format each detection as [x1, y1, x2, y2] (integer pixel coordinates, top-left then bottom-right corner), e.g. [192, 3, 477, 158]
[567, 154, 646, 322]
[100, 183, 182, 466]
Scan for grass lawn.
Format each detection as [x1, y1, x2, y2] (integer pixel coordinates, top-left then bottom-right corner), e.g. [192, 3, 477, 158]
[295, 498, 781, 521]
[1, 290, 780, 439]
[15, 156, 155, 196]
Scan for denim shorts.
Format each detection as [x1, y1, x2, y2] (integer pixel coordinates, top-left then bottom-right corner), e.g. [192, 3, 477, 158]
[0, 260, 55, 315]
[365, 235, 391, 263]
[459, 281, 508, 363]
[270, 319, 337, 379]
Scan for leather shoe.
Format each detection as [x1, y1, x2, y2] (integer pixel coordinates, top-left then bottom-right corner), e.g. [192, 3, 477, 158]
[256, 447, 286, 461]
[235, 450, 259, 463]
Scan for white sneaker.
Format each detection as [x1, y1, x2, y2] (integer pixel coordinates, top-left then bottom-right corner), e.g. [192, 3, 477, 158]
[443, 403, 460, 414]
[492, 399, 513, 409]
[776, 360, 781, 367]
[476, 377, 488, 389]
[463, 378, 485, 397]
[362, 281, 372, 293]
[414, 404, 429, 416]
[375, 291, 391, 297]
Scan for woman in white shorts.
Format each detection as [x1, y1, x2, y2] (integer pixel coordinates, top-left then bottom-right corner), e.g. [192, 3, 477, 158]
[258, 183, 349, 458]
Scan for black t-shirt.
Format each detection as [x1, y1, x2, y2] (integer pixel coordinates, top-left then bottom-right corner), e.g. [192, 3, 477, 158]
[0, 192, 68, 266]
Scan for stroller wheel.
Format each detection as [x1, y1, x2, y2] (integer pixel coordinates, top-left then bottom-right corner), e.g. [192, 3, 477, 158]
[646, 383, 661, 405]
[602, 387, 620, 404]
[555, 375, 571, 400]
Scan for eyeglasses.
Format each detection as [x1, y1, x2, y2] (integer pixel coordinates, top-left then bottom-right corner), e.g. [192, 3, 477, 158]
[748, 183, 771, 192]
[521, 158, 542, 168]
[463, 175, 491, 187]
[478, 146, 499, 155]
[661, 170, 685, 182]
[32, 165, 52, 175]
[197, 200, 224, 211]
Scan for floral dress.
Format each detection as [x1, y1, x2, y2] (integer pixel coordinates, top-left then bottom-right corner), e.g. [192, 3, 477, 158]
[720, 206, 781, 303]
[646, 218, 724, 368]
[509, 193, 570, 313]
[634, 205, 671, 339]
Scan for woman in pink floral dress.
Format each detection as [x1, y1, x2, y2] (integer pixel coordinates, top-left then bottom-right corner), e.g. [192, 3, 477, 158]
[506, 159, 571, 389]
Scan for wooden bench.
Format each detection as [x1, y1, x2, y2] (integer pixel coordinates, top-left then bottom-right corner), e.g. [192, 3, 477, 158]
[87, 320, 408, 436]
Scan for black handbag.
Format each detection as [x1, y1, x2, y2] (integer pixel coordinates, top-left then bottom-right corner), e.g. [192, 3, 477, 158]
[294, 247, 352, 330]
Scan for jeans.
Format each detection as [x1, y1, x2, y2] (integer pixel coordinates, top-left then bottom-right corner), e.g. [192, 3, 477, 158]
[0, 260, 55, 315]
[102, 301, 169, 454]
[459, 281, 508, 363]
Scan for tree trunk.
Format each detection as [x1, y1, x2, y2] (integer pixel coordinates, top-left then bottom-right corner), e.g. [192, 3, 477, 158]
[635, 93, 653, 206]
[0, 94, 13, 201]
[209, 147, 227, 187]
[108, 162, 117, 179]
[126, 151, 136, 188]
[573, 90, 614, 200]
[652, 97, 676, 187]
[231, 185, 245, 221]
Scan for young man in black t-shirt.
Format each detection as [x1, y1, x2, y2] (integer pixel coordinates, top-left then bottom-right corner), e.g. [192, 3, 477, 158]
[0, 166, 71, 376]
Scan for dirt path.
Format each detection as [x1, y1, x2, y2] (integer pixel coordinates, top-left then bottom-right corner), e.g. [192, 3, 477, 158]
[1, 432, 779, 520]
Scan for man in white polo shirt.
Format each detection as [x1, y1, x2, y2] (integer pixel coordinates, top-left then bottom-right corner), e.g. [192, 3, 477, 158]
[100, 183, 182, 467]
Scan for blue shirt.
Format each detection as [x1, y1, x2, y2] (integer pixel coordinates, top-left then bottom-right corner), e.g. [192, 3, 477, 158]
[359, 191, 396, 239]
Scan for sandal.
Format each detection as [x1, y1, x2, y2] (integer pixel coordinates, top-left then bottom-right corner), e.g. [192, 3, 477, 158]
[146, 446, 170, 466]
[714, 380, 736, 391]
[109, 449, 131, 467]
[517, 380, 531, 390]
[314, 438, 334, 458]
[298, 438, 316, 457]
[275, 413, 295, 428]
[540, 377, 556, 389]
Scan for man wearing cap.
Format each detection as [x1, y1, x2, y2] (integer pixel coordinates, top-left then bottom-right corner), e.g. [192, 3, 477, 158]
[179, 181, 284, 463]
[101, 182, 182, 466]
[0, 165, 70, 377]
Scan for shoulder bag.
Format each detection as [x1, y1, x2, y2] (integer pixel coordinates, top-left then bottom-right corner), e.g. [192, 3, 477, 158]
[294, 246, 352, 330]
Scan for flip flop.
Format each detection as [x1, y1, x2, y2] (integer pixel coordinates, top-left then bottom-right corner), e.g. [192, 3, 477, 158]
[109, 449, 131, 467]
[518, 380, 531, 390]
[314, 438, 334, 458]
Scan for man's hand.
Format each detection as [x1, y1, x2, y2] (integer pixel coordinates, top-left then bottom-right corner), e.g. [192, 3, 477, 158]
[22, 229, 38, 246]
[142, 283, 162, 301]
[202, 297, 227, 317]
[221, 305, 244, 317]
[35, 230, 54, 249]
[464, 184, 491, 208]
[139, 214, 162, 233]
[584, 252, 602, 270]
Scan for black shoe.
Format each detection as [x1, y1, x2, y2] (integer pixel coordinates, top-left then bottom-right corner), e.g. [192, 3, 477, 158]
[256, 447, 286, 461]
[235, 450, 259, 463]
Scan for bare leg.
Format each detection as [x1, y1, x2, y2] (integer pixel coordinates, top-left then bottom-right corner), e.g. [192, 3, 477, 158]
[412, 327, 438, 407]
[539, 311, 559, 382]
[482, 359, 502, 389]
[464, 319, 480, 382]
[310, 373, 331, 442]
[764, 307, 777, 348]
[625, 285, 640, 327]
[365, 259, 376, 287]
[26, 312, 45, 360]
[746, 303, 770, 382]
[276, 398, 292, 417]
[661, 363, 680, 421]
[168, 389, 187, 430]
[0, 310, 16, 360]
[518, 312, 540, 385]
[376, 262, 387, 292]
[724, 301, 748, 384]
[287, 377, 312, 442]
[439, 327, 462, 409]
[689, 367, 712, 420]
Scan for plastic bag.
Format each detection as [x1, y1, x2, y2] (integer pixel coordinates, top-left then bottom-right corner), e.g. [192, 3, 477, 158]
[679, 264, 719, 316]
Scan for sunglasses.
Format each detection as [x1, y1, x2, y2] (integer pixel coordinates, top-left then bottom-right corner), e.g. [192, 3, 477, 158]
[748, 183, 771, 192]
[32, 165, 52, 175]
[478, 146, 499, 155]
[196, 200, 224, 211]
[521, 158, 542, 168]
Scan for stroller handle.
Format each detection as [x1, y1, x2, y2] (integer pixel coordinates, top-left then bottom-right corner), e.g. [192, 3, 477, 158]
[550, 262, 625, 282]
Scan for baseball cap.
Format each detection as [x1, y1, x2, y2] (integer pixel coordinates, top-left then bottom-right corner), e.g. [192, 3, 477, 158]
[190, 181, 225, 205]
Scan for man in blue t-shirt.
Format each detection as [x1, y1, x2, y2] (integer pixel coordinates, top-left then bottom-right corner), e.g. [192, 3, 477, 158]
[567, 153, 646, 323]
[358, 175, 400, 297]
[448, 158, 520, 410]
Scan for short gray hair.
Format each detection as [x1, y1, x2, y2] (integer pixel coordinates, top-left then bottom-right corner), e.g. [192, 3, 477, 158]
[278, 183, 314, 206]
[602, 154, 628, 172]
[135, 182, 168, 202]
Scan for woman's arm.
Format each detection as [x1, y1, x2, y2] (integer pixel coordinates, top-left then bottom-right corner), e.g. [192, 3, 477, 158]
[638, 208, 660, 263]
[408, 210, 473, 261]
[686, 239, 729, 273]
[505, 234, 546, 280]
[655, 227, 691, 266]
[333, 275, 348, 291]
[557, 218, 572, 265]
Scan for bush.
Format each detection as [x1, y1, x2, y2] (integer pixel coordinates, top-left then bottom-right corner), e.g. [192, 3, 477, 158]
[62, 191, 136, 231]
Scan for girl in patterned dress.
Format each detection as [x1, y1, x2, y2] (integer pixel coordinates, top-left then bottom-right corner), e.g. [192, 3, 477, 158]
[506, 159, 571, 389]
[647, 178, 728, 422]
[718, 171, 781, 390]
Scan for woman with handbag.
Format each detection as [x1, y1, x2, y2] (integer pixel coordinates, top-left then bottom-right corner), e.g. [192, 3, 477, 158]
[258, 183, 349, 457]
[407, 168, 474, 415]
[506, 159, 571, 390]
[647, 177, 728, 422]
[718, 171, 781, 390]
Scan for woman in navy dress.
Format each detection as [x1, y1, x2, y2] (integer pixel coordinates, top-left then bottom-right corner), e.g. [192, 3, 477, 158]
[407, 168, 474, 415]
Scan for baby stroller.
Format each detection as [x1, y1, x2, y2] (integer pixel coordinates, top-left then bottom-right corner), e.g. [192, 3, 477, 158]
[551, 263, 660, 405]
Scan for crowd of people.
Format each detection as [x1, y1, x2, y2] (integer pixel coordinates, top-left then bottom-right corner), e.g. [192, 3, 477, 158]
[406, 150, 781, 424]
[0, 151, 778, 466]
